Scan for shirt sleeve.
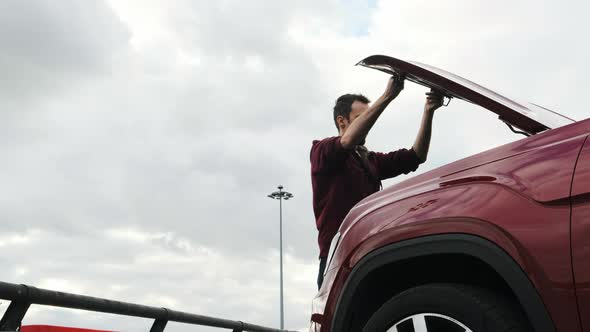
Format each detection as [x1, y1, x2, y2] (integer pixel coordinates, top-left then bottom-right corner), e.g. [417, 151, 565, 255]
[373, 147, 423, 180]
[310, 136, 350, 174]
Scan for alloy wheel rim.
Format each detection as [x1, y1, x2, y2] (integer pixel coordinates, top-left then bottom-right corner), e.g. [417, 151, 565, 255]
[386, 313, 473, 332]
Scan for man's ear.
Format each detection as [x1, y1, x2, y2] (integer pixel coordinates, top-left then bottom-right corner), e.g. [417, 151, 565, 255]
[336, 115, 347, 130]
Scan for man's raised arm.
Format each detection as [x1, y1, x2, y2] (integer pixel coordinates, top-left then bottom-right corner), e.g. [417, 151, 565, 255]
[340, 76, 404, 149]
[412, 90, 444, 162]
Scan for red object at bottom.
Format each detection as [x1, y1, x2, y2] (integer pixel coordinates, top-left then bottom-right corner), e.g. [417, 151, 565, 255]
[21, 325, 115, 332]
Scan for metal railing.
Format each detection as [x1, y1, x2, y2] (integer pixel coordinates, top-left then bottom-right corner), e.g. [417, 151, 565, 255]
[0, 281, 297, 332]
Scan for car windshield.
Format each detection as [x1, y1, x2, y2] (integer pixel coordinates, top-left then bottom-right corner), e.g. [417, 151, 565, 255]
[525, 102, 576, 129]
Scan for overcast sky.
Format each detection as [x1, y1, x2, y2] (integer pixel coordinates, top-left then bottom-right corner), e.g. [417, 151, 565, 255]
[1, 0, 589, 331]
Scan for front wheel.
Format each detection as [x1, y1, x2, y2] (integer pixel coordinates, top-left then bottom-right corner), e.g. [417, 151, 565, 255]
[362, 283, 530, 332]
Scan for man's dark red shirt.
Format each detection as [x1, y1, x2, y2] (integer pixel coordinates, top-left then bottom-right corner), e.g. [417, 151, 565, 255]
[310, 136, 423, 258]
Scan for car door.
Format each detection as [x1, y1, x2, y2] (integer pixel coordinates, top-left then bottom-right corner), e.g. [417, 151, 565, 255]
[572, 135, 590, 331]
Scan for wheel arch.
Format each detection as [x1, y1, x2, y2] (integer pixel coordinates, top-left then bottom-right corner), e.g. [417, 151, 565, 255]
[331, 233, 555, 332]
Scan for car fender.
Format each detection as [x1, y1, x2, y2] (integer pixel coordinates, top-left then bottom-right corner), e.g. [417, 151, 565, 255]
[331, 233, 555, 332]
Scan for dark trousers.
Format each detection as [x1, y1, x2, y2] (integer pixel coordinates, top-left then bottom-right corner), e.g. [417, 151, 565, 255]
[317, 256, 327, 290]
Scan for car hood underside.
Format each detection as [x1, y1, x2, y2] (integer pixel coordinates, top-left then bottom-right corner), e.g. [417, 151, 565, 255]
[357, 55, 575, 135]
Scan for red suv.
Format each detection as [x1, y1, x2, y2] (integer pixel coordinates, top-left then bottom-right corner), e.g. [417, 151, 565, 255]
[310, 55, 590, 332]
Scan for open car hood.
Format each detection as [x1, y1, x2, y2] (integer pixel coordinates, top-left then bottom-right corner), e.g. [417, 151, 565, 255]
[357, 55, 575, 135]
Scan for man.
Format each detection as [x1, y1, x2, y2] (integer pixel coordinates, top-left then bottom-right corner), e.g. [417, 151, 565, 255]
[310, 75, 443, 289]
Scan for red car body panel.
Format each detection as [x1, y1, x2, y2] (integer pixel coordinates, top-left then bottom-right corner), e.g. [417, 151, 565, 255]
[311, 56, 589, 332]
[21, 326, 114, 332]
[572, 137, 590, 331]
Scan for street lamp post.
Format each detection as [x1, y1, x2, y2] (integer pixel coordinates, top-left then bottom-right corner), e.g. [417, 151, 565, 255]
[267, 185, 293, 330]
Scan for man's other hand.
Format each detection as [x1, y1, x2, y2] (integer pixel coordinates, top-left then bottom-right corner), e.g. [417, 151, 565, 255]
[383, 74, 405, 101]
[425, 89, 444, 113]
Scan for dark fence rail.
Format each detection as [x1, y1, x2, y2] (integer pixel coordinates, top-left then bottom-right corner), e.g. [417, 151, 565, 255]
[0, 281, 297, 332]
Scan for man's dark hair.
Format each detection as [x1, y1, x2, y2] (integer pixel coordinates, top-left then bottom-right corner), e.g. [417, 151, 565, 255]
[333, 93, 370, 131]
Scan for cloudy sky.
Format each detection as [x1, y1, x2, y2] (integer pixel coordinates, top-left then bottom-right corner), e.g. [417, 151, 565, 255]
[1, 0, 589, 331]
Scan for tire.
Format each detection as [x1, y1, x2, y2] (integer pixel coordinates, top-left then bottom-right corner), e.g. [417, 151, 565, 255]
[362, 283, 530, 332]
